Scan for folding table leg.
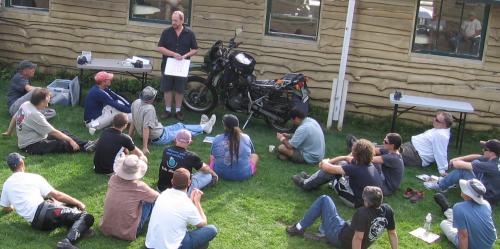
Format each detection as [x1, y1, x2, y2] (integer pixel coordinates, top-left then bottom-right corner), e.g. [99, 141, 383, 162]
[79, 69, 84, 106]
[458, 113, 466, 154]
[390, 104, 398, 132]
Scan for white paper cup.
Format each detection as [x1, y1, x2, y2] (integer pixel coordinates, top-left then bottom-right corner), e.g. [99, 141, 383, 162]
[89, 128, 96, 135]
[269, 145, 275, 153]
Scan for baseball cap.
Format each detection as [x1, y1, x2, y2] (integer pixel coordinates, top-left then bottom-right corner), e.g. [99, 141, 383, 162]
[18, 60, 37, 71]
[459, 179, 487, 205]
[480, 139, 500, 155]
[222, 114, 239, 129]
[172, 168, 190, 189]
[140, 86, 158, 101]
[94, 71, 114, 83]
[6, 152, 25, 170]
[175, 129, 192, 144]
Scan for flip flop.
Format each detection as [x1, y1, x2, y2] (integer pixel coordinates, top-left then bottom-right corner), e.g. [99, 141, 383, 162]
[410, 191, 425, 203]
[403, 187, 417, 199]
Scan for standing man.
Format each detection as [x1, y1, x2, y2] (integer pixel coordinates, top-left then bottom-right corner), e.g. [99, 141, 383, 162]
[1, 152, 95, 249]
[275, 108, 325, 164]
[145, 168, 218, 249]
[157, 10, 198, 121]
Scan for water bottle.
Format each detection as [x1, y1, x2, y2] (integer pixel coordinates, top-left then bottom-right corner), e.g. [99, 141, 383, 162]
[423, 213, 432, 234]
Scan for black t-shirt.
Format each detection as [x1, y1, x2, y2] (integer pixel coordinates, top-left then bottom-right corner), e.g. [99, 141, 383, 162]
[93, 128, 135, 174]
[340, 203, 396, 249]
[157, 26, 198, 72]
[379, 149, 404, 195]
[342, 163, 383, 207]
[157, 146, 203, 191]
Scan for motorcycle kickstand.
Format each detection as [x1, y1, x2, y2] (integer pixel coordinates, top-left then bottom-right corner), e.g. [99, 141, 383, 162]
[242, 111, 254, 130]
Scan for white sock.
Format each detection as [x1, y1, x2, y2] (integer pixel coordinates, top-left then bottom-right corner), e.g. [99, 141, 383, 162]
[175, 107, 181, 113]
[165, 106, 171, 112]
[296, 223, 302, 230]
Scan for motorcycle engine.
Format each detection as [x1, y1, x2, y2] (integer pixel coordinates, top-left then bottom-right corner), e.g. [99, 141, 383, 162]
[227, 92, 245, 112]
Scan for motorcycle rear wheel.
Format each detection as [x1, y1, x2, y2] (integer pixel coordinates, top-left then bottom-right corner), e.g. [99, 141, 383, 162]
[183, 76, 218, 113]
[266, 116, 296, 133]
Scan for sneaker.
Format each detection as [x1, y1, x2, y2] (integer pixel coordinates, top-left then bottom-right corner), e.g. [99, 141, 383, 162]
[299, 171, 310, 179]
[84, 140, 98, 152]
[345, 134, 357, 153]
[424, 181, 441, 190]
[434, 193, 450, 213]
[161, 111, 172, 119]
[56, 238, 78, 249]
[203, 114, 216, 134]
[175, 111, 184, 121]
[200, 114, 209, 125]
[292, 174, 305, 188]
[286, 223, 304, 236]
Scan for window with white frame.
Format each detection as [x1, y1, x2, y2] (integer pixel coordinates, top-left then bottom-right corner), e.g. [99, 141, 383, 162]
[266, 0, 322, 40]
[7, 0, 49, 9]
[130, 0, 192, 25]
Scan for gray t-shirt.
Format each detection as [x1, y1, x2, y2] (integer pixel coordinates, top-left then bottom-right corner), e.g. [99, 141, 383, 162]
[15, 101, 55, 148]
[289, 117, 325, 164]
[7, 73, 29, 108]
[379, 149, 404, 195]
[131, 99, 164, 140]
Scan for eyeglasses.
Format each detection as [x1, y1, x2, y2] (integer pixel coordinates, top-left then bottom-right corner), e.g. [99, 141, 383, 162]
[434, 117, 443, 123]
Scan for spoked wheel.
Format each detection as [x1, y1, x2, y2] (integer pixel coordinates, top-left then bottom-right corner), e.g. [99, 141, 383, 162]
[182, 76, 218, 113]
[266, 115, 296, 133]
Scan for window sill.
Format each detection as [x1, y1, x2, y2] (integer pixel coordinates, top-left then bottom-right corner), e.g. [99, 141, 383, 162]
[2, 6, 49, 14]
[261, 35, 320, 48]
[409, 52, 484, 68]
[128, 20, 168, 29]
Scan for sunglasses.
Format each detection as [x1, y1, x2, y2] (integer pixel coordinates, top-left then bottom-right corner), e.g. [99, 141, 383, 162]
[383, 139, 390, 145]
[434, 117, 443, 123]
[483, 148, 490, 152]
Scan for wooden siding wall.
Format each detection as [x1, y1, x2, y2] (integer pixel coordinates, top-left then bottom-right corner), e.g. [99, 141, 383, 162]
[0, 0, 499, 130]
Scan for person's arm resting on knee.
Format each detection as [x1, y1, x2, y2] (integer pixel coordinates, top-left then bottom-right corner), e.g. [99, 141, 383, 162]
[48, 190, 85, 211]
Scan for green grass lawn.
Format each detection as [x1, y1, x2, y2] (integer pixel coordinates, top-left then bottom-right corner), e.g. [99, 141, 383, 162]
[0, 76, 498, 249]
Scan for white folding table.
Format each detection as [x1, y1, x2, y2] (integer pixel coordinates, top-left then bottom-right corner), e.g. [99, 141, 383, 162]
[389, 93, 474, 154]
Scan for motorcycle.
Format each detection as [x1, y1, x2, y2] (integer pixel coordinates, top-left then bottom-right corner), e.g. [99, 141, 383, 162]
[183, 28, 310, 132]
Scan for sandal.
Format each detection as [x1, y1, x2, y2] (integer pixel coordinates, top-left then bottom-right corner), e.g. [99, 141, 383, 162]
[403, 188, 417, 199]
[410, 191, 425, 203]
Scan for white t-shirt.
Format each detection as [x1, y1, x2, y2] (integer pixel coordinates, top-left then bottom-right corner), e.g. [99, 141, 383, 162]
[145, 188, 203, 249]
[411, 128, 450, 174]
[0, 172, 54, 223]
[15, 101, 55, 148]
[462, 19, 481, 38]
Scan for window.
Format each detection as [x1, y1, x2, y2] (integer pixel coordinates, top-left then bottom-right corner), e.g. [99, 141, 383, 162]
[412, 0, 490, 59]
[7, 0, 49, 10]
[266, 0, 322, 40]
[130, 0, 192, 25]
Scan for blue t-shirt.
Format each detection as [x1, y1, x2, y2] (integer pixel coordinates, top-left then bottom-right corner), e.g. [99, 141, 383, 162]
[7, 73, 29, 108]
[453, 200, 497, 249]
[289, 117, 325, 164]
[84, 85, 131, 122]
[211, 133, 255, 181]
[472, 156, 500, 203]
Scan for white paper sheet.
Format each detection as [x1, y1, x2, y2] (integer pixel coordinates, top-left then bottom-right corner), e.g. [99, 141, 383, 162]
[164, 58, 190, 77]
[409, 227, 440, 243]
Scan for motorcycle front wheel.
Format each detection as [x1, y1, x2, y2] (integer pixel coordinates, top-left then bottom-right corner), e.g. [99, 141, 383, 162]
[183, 76, 218, 113]
[266, 116, 296, 133]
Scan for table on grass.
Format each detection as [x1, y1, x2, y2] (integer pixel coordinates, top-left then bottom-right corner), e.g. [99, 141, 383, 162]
[389, 93, 474, 154]
[76, 58, 153, 105]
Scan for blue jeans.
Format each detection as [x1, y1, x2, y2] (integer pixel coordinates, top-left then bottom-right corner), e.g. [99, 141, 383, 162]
[151, 123, 204, 145]
[187, 172, 213, 196]
[179, 225, 218, 249]
[438, 169, 475, 190]
[299, 195, 345, 247]
[137, 201, 154, 235]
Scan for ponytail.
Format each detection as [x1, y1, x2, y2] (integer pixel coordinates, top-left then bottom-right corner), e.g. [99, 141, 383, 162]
[227, 126, 241, 164]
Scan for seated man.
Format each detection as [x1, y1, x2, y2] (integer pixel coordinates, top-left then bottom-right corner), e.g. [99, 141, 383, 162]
[399, 111, 453, 176]
[4, 88, 97, 154]
[157, 129, 218, 194]
[7, 60, 55, 119]
[145, 168, 218, 249]
[93, 113, 145, 174]
[129, 86, 216, 155]
[100, 154, 159, 241]
[293, 139, 382, 208]
[1, 152, 95, 249]
[84, 71, 131, 132]
[424, 139, 500, 205]
[275, 108, 325, 164]
[433, 179, 496, 249]
[286, 186, 398, 249]
[345, 133, 404, 196]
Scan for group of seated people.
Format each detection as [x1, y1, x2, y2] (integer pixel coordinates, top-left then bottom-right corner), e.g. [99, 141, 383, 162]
[1, 60, 498, 249]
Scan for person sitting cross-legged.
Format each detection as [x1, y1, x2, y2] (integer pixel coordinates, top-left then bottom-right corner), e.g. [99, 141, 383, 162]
[0, 152, 95, 249]
[293, 139, 382, 208]
[3, 88, 97, 154]
[286, 186, 398, 249]
[209, 114, 259, 181]
[145, 168, 218, 249]
[129, 86, 216, 155]
[93, 113, 145, 175]
[157, 129, 218, 194]
[275, 108, 325, 164]
[84, 71, 131, 132]
[433, 179, 497, 249]
[424, 139, 500, 205]
[100, 154, 159, 241]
